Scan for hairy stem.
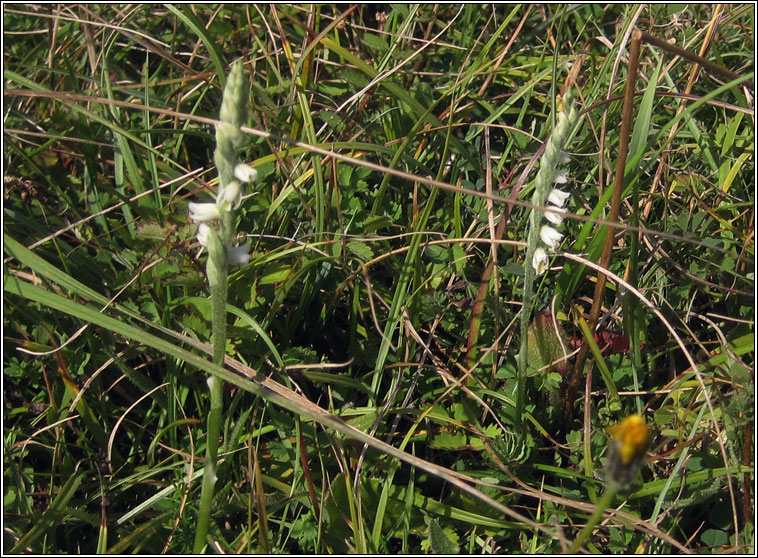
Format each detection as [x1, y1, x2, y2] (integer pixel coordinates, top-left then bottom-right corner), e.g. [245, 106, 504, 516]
[193, 232, 228, 553]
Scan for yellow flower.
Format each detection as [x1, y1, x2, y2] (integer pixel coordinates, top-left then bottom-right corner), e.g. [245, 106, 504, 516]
[608, 415, 649, 464]
[605, 414, 650, 487]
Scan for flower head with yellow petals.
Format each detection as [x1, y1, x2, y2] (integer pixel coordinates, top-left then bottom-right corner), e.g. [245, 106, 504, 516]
[605, 414, 650, 487]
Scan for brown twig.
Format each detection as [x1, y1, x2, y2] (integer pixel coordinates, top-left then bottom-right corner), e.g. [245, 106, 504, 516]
[297, 417, 321, 521]
[561, 21, 752, 425]
[562, 30, 641, 424]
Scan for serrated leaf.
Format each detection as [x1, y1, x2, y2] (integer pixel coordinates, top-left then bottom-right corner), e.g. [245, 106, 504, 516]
[347, 241, 373, 261]
[428, 518, 460, 554]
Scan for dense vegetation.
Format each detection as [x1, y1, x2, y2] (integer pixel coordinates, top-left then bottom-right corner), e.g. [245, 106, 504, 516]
[3, 4, 754, 553]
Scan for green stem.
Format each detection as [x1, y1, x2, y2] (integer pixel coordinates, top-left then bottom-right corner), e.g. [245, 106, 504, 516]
[193, 373, 224, 553]
[567, 483, 619, 553]
[193, 218, 230, 553]
[515, 209, 542, 431]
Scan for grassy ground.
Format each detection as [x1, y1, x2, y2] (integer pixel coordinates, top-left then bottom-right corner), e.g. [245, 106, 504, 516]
[3, 4, 754, 554]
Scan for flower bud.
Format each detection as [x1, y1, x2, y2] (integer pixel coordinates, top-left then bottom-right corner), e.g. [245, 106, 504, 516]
[219, 61, 248, 128]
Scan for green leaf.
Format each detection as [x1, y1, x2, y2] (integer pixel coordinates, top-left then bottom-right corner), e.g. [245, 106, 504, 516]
[347, 241, 373, 261]
[525, 311, 569, 375]
[424, 244, 448, 264]
[628, 61, 659, 164]
[258, 261, 292, 284]
[428, 518, 460, 554]
[430, 431, 468, 450]
[701, 528, 729, 548]
[362, 33, 389, 54]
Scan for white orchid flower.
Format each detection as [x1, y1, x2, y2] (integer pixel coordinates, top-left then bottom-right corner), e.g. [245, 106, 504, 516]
[217, 180, 242, 211]
[540, 225, 564, 249]
[234, 163, 257, 183]
[196, 223, 211, 247]
[532, 247, 549, 275]
[227, 241, 251, 266]
[547, 188, 570, 208]
[189, 202, 221, 223]
[552, 169, 568, 184]
[544, 209, 563, 226]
